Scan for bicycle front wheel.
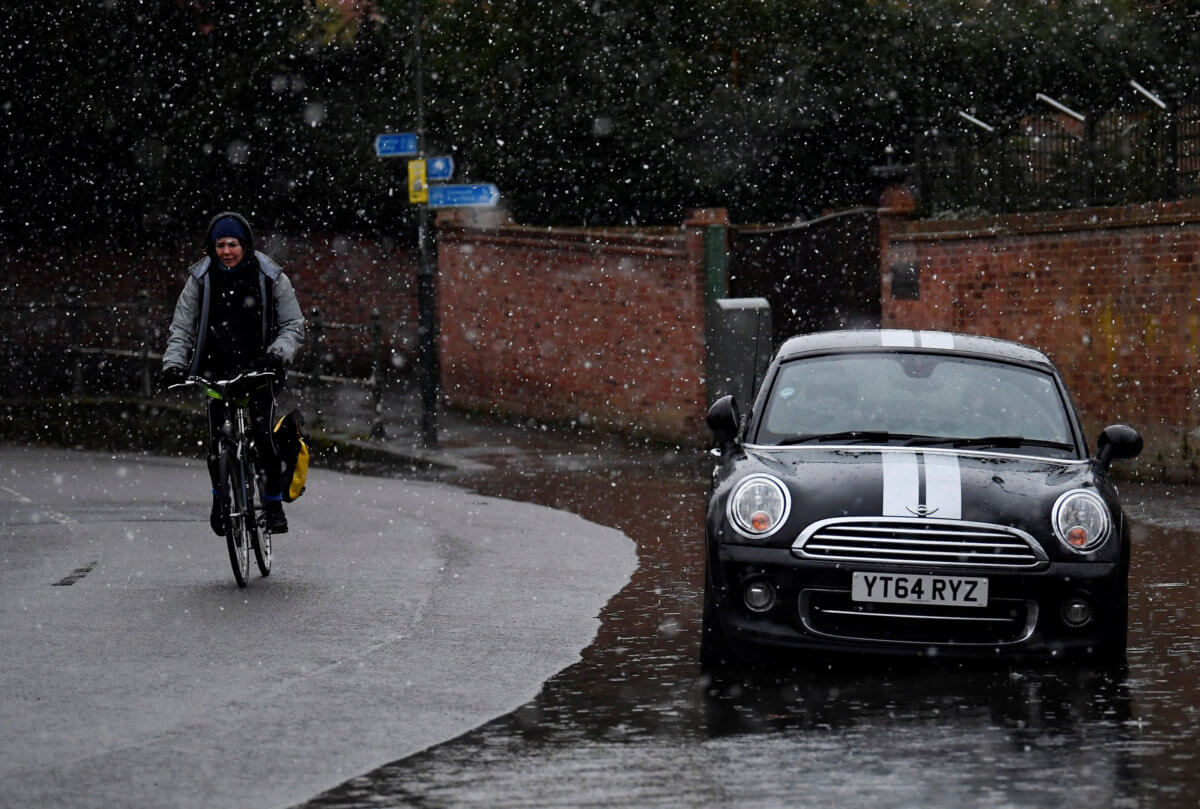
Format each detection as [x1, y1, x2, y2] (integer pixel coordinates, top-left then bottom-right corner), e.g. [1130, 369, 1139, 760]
[225, 455, 252, 588]
[251, 467, 272, 577]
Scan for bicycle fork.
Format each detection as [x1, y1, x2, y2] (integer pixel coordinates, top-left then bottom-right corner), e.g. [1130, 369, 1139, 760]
[216, 410, 252, 521]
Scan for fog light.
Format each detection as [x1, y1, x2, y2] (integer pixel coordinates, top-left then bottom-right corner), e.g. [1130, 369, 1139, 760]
[743, 581, 776, 613]
[1061, 597, 1093, 628]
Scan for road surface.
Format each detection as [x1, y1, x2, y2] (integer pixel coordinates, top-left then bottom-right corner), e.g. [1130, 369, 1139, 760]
[0, 445, 636, 809]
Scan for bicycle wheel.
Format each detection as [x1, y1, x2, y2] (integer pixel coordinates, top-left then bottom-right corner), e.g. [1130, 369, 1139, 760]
[251, 466, 272, 577]
[224, 454, 252, 588]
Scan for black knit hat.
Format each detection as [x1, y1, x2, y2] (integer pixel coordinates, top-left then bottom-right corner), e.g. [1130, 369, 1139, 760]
[211, 216, 247, 245]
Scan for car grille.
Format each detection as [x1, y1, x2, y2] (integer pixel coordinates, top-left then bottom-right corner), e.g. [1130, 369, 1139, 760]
[800, 589, 1038, 646]
[792, 517, 1047, 570]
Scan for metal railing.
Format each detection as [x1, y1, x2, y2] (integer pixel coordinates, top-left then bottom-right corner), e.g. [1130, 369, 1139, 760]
[0, 298, 412, 440]
[296, 308, 407, 437]
[918, 99, 1200, 215]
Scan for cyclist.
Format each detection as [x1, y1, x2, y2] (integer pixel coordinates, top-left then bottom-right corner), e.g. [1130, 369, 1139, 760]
[161, 212, 305, 535]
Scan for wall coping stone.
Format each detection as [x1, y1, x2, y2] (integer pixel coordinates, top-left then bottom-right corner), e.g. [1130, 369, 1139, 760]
[889, 197, 1200, 243]
[437, 223, 690, 259]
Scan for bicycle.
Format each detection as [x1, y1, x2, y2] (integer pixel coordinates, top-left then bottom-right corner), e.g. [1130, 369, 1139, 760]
[170, 371, 277, 587]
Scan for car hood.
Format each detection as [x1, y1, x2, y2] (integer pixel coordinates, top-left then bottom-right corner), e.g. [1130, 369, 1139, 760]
[742, 446, 1094, 536]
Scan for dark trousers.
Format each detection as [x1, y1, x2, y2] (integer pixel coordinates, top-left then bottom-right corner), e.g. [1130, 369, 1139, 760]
[205, 388, 283, 499]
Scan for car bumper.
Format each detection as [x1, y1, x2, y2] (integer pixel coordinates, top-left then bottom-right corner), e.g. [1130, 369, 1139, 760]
[710, 544, 1127, 661]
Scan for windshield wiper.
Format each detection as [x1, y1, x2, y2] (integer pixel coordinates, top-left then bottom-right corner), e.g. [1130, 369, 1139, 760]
[778, 430, 916, 446]
[905, 435, 1074, 451]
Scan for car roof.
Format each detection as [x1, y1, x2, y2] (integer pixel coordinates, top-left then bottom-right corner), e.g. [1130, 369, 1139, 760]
[774, 329, 1056, 370]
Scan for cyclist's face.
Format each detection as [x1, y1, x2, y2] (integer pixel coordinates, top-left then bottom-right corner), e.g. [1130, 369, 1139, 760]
[215, 237, 244, 268]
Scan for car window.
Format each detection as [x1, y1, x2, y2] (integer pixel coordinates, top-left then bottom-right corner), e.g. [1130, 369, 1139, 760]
[756, 352, 1075, 454]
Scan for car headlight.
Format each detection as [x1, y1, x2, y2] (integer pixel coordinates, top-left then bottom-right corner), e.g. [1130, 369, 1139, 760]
[727, 474, 791, 540]
[1052, 489, 1111, 553]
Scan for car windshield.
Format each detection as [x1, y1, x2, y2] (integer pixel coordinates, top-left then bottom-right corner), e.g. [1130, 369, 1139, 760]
[755, 352, 1077, 457]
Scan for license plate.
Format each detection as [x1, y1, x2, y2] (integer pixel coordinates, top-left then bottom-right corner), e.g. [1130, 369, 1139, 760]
[851, 572, 988, 608]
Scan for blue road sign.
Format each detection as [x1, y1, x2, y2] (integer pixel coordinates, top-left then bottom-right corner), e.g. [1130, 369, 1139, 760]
[426, 156, 455, 181]
[427, 183, 500, 208]
[374, 133, 418, 157]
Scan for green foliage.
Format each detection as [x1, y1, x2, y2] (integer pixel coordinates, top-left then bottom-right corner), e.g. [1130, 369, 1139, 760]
[1, 0, 1193, 239]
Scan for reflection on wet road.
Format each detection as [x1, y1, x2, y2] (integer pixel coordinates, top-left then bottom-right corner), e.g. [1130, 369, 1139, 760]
[303, 444, 1200, 809]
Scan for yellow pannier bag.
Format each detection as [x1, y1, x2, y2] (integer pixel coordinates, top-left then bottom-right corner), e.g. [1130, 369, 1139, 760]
[273, 409, 310, 502]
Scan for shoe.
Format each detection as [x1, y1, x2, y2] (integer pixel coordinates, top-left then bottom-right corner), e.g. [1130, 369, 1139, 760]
[264, 500, 288, 534]
[210, 495, 229, 537]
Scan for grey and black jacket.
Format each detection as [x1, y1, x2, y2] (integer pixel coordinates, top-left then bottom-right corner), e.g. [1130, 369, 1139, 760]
[162, 212, 305, 375]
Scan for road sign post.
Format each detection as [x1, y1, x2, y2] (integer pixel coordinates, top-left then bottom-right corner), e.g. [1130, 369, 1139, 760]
[375, 68, 498, 450]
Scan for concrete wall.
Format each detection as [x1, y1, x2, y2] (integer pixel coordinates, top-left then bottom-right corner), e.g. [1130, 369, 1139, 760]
[436, 211, 711, 441]
[880, 195, 1200, 482]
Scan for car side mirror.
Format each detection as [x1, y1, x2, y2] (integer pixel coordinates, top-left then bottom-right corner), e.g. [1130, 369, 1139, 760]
[1096, 424, 1143, 469]
[707, 395, 741, 452]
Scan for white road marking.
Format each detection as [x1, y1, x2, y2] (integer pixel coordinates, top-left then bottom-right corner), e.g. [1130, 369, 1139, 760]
[0, 485, 31, 503]
[0, 485, 76, 525]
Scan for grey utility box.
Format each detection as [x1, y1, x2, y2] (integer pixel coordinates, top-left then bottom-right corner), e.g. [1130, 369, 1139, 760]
[706, 297, 773, 411]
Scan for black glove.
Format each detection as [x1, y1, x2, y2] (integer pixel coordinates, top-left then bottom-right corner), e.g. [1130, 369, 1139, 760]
[161, 366, 187, 389]
[258, 353, 285, 372]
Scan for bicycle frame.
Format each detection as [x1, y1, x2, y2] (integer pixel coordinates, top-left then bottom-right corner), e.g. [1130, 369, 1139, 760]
[171, 371, 276, 586]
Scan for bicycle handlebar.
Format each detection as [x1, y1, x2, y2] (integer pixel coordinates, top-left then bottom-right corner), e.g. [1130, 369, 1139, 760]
[167, 370, 276, 394]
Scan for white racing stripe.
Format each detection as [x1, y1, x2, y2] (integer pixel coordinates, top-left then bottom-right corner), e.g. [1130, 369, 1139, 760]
[923, 452, 962, 519]
[882, 452, 920, 516]
[881, 451, 962, 519]
[919, 331, 956, 349]
[880, 329, 917, 347]
[879, 330, 956, 349]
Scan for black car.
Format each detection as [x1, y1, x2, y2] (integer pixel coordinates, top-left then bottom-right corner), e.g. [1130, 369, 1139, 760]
[703, 329, 1143, 664]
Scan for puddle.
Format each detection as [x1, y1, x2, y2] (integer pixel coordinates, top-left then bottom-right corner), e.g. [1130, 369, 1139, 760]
[302, 447, 1200, 809]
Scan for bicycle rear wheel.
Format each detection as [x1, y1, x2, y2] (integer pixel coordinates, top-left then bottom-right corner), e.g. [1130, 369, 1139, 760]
[225, 455, 252, 588]
[251, 469, 272, 577]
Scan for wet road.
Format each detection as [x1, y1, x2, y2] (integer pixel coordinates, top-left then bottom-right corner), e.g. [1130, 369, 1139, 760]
[0, 445, 634, 809]
[301, 437, 1200, 809]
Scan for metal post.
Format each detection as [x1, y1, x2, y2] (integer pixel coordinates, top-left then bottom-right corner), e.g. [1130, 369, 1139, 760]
[137, 290, 152, 398]
[703, 224, 729, 304]
[1165, 82, 1179, 200]
[413, 0, 439, 447]
[701, 219, 730, 410]
[1082, 115, 1097, 207]
[308, 307, 325, 429]
[369, 308, 386, 439]
[913, 116, 932, 216]
[67, 290, 84, 395]
[416, 207, 440, 446]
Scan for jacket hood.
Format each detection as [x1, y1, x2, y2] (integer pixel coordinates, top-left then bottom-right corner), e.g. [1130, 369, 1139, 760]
[204, 211, 255, 262]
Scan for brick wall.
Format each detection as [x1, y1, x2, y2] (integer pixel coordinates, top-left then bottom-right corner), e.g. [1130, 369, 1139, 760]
[1, 234, 417, 379]
[257, 233, 417, 376]
[437, 213, 709, 441]
[881, 197, 1200, 481]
